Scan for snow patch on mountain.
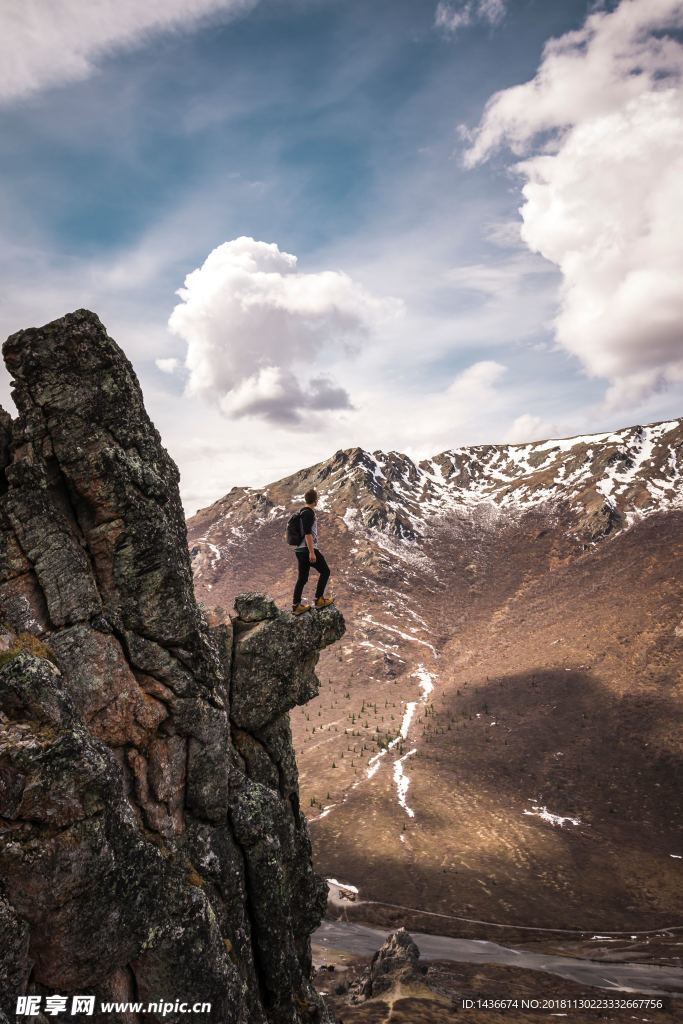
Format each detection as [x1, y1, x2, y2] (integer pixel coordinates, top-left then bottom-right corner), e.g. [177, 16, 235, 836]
[524, 803, 583, 828]
[362, 615, 438, 656]
[394, 749, 417, 818]
[414, 664, 435, 699]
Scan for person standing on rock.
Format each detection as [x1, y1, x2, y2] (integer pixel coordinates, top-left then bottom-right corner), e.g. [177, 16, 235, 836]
[289, 488, 334, 615]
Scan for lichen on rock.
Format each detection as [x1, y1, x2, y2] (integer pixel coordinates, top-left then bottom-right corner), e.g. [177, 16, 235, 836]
[0, 310, 345, 1024]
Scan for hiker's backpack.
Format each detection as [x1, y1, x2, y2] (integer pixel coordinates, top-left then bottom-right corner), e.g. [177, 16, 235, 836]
[285, 510, 304, 546]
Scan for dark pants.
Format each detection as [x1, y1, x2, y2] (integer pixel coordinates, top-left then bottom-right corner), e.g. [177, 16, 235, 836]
[293, 548, 330, 605]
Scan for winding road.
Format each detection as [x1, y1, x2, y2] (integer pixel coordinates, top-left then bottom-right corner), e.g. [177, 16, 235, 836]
[313, 920, 683, 996]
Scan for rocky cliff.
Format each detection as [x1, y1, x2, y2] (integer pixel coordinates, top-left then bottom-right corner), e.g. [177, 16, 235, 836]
[0, 309, 345, 1023]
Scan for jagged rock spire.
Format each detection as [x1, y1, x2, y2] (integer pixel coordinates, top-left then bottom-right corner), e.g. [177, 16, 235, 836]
[0, 310, 345, 1023]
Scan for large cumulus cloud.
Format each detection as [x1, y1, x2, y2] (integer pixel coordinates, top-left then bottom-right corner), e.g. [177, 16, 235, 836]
[167, 236, 402, 426]
[463, 0, 683, 409]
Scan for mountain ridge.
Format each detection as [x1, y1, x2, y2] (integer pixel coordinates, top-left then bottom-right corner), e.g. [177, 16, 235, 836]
[190, 416, 682, 557]
[194, 412, 682, 521]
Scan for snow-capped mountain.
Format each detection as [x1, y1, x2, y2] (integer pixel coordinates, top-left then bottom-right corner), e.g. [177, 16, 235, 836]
[187, 418, 683, 937]
[190, 418, 682, 559]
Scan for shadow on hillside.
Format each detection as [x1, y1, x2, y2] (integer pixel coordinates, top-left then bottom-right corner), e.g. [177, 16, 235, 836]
[428, 665, 683, 823]
[312, 666, 683, 930]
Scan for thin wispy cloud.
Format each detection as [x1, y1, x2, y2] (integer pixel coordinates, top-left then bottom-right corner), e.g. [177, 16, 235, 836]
[435, 0, 506, 35]
[463, 0, 683, 409]
[0, 0, 258, 103]
[445, 254, 555, 298]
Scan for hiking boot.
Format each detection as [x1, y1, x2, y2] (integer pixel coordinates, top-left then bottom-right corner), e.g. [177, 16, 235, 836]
[314, 596, 335, 609]
[292, 603, 311, 616]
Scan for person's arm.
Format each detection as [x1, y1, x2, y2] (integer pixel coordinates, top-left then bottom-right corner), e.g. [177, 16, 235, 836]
[301, 508, 316, 562]
[306, 532, 316, 562]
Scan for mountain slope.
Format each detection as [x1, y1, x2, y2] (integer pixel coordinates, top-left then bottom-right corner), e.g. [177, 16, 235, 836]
[188, 418, 683, 933]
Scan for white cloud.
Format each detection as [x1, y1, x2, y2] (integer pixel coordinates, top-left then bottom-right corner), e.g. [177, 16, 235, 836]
[167, 237, 402, 425]
[0, 0, 257, 103]
[155, 357, 180, 374]
[220, 367, 352, 424]
[447, 359, 506, 396]
[463, 0, 683, 409]
[504, 413, 558, 444]
[435, 0, 506, 35]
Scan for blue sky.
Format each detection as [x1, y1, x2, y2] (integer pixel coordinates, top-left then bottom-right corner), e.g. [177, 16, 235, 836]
[1, 0, 682, 512]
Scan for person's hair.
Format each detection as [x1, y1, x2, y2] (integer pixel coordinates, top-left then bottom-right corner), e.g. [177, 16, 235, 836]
[304, 488, 318, 505]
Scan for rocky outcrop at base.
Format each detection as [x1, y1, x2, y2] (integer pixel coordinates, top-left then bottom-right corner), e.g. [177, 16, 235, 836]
[354, 928, 426, 1000]
[0, 310, 345, 1023]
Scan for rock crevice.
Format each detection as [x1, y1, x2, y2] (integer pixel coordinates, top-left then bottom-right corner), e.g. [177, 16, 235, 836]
[0, 310, 345, 1024]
